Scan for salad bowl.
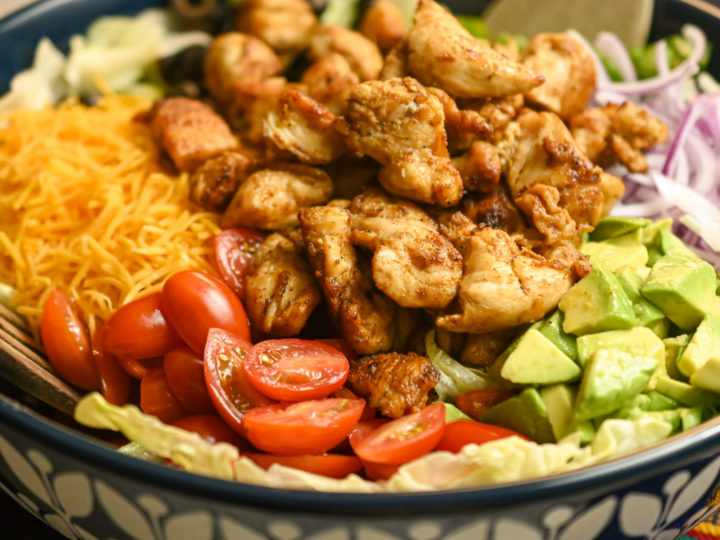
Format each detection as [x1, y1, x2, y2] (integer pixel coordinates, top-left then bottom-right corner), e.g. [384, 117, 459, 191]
[2, 1, 720, 539]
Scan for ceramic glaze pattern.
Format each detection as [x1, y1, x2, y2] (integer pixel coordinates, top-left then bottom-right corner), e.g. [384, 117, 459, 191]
[1, 428, 719, 540]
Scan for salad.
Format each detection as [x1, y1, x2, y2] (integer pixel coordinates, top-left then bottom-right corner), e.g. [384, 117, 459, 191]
[1, 0, 720, 493]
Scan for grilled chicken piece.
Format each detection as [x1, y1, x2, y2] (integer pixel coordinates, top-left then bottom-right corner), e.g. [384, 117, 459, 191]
[188, 148, 261, 212]
[428, 87, 492, 152]
[521, 33, 596, 119]
[203, 33, 282, 104]
[227, 76, 290, 145]
[341, 77, 463, 207]
[307, 25, 384, 81]
[148, 97, 238, 172]
[358, 0, 408, 53]
[461, 329, 518, 366]
[379, 41, 409, 80]
[498, 109, 604, 233]
[347, 352, 440, 418]
[407, 0, 543, 98]
[462, 94, 525, 136]
[436, 226, 573, 334]
[349, 191, 462, 309]
[570, 101, 669, 173]
[599, 171, 626, 217]
[222, 163, 333, 230]
[459, 186, 525, 234]
[300, 53, 360, 114]
[263, 89, 346, 164]
[452, 140, 502, 192]
[299, 205, 397, 355]
[325, 157, 380, 200]
[234, 0, 317, 57]
[244, 232, 321, 337]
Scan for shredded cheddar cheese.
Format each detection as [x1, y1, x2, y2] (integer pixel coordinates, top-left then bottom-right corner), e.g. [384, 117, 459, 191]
[0, 94, 221, 338]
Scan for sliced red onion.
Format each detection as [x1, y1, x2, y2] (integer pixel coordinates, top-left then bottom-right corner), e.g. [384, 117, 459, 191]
[655, 39, 670, 77]
[595, 32, 637, 82]
[662, 97, 702, 175]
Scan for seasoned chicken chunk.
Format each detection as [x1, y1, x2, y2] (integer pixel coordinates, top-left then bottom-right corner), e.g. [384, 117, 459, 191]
[407, 0, 543, 98]
[379, 41, 409, 80]
[222, 163, 333, 230]
[349, 191, 462, 309]
[428, 87, 492, 152]
[347, 352, 440, 418]
[436, 226, 573, 334]
[498, 109, 605, 233]
[263, 89, 346, 164]
[148, 97, 238, 172]
[307, 25, 384, 81]
[227, 76, 290, 145]
[570, 101, 669, 173]
[188, 148, 260, 212]
[341, 77, 463, 207]
[300, 53, 360, 114]
[244, 232, 321, 337]
[459, 186, 525, 234]
[235, 0, 317, 56]
[358, 0, 407, 53]
[464, 94, 525, 136]
[452, 140, 502, 192]
[599, 171, 626, 217]
[521, 33, 596, 119]
[299, 205, 397, 354]
[204, 33, 282, 104]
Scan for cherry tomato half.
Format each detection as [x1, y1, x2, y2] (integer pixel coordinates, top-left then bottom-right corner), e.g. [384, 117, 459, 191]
[164, 346, 214, 414]
[245, 453, 363, 479]
[103, 292, 182, 360]
[350, 403, 446, 466]
[214, 228, 265, 299]
[455, 389, 517, 420]
[173, 414, 249, 449]
[91, 324, 131, 406]
[40, 289, 98, 390]
[243, 398, 365, 455]
[116, 356, 162, 380]
[140, 365, 189, 424]
[204, 328, 274, 435]
[435, 419, 529, 454]
[244, 339, 349, 402]
[161, 271, 251, 355]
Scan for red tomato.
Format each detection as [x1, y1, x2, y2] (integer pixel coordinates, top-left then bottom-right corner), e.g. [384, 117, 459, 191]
[317, 338, 357, 361]
[213, 228, 265, 299]
[140, 366, 189, 423]
[455, 389, 516, 420]
[164, 346, 214, 414]
[102, 292, 183, 360]
[350, 403, 446, 466]
[117, 356, 162, 380]
[173, 414, 249, 449]
[161, 271, 251, 355]
[91, 324, 131, 406]
[204, 328, 274, 435]
[362, 460, 399, 481]
[435, 419, 529, 454]
[40, 289, 98, 390]
[243, 398, 365, 455]
[244, 339, 349, 402]
[332, 387, 374, 421]
[245, 453, 363, 479]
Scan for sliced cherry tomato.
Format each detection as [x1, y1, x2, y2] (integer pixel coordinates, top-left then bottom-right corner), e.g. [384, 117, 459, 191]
[317, 338, 357, 361]
[213, 228, 265, 298]
[245, 453, 363, 479]
[161, 270, 251, 355]
[455, 389, 517, 420]
[243, 398, 365, 455]
[204, 328, 274, 435]
[244, 339, 349, 402]
[332, 387, 374, 421]
[435, 419, 529, 454]
[350, 403, 446, 466]
[361, 460, 399, 481]
[40, 289, 98, 390]
[164, 346, 214, 414]
[348, 419, 398, 480]
[103, 292, 183, 360]
[172, 414, 249, 449]
[140, 365, 189, 424]
[117, 356, 162, 380]
[91, 324, 131, 406]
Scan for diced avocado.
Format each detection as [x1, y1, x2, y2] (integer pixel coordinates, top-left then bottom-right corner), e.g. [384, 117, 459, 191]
[647, 246, 663, 267]
[680, 407, 706, 431]
[664, 334, 690, 381]
[677, 315, 720, 377]
[444, 403, 472, 423]
[645, 390, 680, 411]
[559, 268, 638, 336]
[575, 348, 659, 421]
[690, 357, 720, 394]
[658, 229, 700, 260]
[539, 384, 579, 441]
[581, 242, 649, 272]
[589, 217, 651, 241]
[538, 310, 577, 360]
[615, 269, 668, 333]
[654, 376, 720, 407]
[616, 269, 644, 301]
[480, 388, 555, 443]
[641, 217, 673, 246]
[613, 393, 652, 418]
[645, 317, 670, 339]
[641, 254, 717, 330]
[498, 329, 581, 385]
[576, 327, 664, 368]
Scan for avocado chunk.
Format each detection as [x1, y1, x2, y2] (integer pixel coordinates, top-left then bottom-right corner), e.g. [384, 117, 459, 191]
[658, 229, 700, 260]
[444, 402, 472, 423]
[615, 269, 668, 332]
[581, 242, 649, 272]
[677, 315, 720, 378]
[641, 217, 673, 246]
[498, 329, 581, 385]
[654, 376, 720, 407]
[539, 384, 576, 441]
[664, 334, 690, 381]
[641, 254, 717, 330]
[575, 348, 659, 421]
[590, 217, 651, 241]
[690, 357, 720, 394]
[538, 310, 577, 360]
[576, 327, 664, 368]
[559, 268, 638, 336]
[480, 388, 555, 443]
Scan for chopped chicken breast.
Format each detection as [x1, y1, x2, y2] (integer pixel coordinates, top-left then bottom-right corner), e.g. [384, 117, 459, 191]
[358, 0, 408, 53]
[307, 25, 384, 81]
[188, 148, 260, 212]
[234, 0, 317, 56]
[300, 53, 360, 114]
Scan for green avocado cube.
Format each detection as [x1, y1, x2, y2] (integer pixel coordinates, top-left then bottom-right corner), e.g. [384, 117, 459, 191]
[539, 384, 577, 441]
[641, 217, 673, 246]
[654, 376, 720, 407]
[560, 268, 638, 336]
[576, 327, 664, 368]
[664, 334, 690, 381]
[641, 254, 717, 330]
[589, 217, 651, 241]
[499, 329, 581, 385]
[538, 310, 577, 360]
[615, 269, 668, 333]
[575, 348, 659, 421]
[658, 229, 700, 260]
[481, 388, 555, 443]
[581, 242, 649, 272]
[690, 357, 720, 394]
[677, 315, 720, 378]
